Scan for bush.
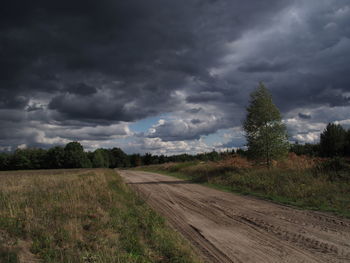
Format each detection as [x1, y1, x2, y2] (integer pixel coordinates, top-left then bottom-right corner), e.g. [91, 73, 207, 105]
[314, 157, 350, 181]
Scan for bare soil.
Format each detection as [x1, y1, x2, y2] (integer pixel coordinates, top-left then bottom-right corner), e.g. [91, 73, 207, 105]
[119, 170, 350, 263]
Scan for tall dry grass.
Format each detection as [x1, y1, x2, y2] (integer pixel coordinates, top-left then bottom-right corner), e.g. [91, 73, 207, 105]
[0, 169, 201, 263]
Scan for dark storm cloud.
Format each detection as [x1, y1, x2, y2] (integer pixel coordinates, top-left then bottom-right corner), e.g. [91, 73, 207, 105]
[48, 92, 142, 122]
[0, 0, 290, 119]
[298, 113, 311, 120]
[191, 119, 202, 125]
[186, 91, 224, 103]
[233, 1, 350, 112]
[67, 83, 97, 95]
[1, 0, 350, 149]
[0, 95, 29, 109]
[238, 60, 291, 73]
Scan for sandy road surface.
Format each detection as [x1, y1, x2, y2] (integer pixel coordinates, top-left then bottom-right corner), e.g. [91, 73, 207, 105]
[119, 170, 350, 263]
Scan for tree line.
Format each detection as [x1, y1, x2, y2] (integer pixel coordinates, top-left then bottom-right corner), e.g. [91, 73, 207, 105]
[0, 122, 349, 171]
[0, 141, 227, 171]
[0, 142, 125, 170]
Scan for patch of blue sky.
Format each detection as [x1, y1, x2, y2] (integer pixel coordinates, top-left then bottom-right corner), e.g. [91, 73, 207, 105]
[202, 128, 246, 149]
[129, 114, 170, 133]
[202, 132, 223, 146]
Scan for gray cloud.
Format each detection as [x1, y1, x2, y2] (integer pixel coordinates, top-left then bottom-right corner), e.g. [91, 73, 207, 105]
[0, 0, 350, 151]
[191, 119, 202, 124]
[67, 83, 97, 96]
[149, 118, 222, 141]
[0, 95, 29, 110]
[186, 91, 224, 103]
[238, 60, 291, 73]
[298, 113, 311, 119]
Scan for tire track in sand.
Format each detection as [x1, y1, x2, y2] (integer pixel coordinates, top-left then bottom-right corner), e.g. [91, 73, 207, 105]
[119, 170, 350, 263]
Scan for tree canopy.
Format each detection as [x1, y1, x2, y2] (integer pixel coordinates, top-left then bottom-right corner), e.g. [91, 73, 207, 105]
[320, 123, 347, 157]
[64, 142, 91, 168]
[243, 83, 289, 166]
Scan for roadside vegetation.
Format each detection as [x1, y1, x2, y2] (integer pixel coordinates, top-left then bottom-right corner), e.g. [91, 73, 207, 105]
[0, 169, 201, 263]
[138, 84, 349, 218]
[139, 154, 350, 218]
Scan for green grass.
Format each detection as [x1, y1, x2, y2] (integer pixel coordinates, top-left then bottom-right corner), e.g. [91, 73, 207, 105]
[0, 248, 18, 263]
[137, 161, 350, 218]
[0, 169, 201, 263]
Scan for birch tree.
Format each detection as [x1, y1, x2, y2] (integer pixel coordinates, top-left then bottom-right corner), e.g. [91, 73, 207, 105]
[243, 83, 289, 167]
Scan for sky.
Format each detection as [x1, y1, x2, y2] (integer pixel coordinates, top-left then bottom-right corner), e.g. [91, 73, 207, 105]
[1, 0, 350, 154]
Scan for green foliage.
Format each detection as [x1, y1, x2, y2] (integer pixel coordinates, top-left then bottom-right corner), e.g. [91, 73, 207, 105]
[45, 146, 65, 169]
[109, 147, 129, 168]
[10, 149, 31, 170]
[91, 149, 108, 168]
[143, 153, 153, 165]
[236, 148, 248, 157]
[0, 147, 236, 171]
[0, 142, 130, 170]
[314, 157, 350, 181]
[0, 249, 18, 263]
[64, 142, 91, 168]
[27, 148, 47, 169]
[345, 130, 350, 156]
[320, 123, 347, 157]
[243, 83, 289, 166]
[290, 142, 320, 156]
[129, 154, 142, 167]
[0, 153, 10, 170]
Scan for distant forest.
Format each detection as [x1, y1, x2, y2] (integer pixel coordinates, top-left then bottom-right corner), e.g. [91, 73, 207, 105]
[0, 123, 349, 171]
[0, 141, 224, 170]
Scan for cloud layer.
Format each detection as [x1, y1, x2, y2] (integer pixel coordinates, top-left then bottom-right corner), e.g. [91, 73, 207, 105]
[0, 0, 349, 153]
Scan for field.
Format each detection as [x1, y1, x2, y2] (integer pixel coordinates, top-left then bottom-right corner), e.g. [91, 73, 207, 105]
[0, 169, 201, 263]
[139, 154, 350, 218]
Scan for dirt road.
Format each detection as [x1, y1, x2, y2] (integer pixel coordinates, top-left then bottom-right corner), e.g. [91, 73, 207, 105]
[119, 170, 350, 263]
